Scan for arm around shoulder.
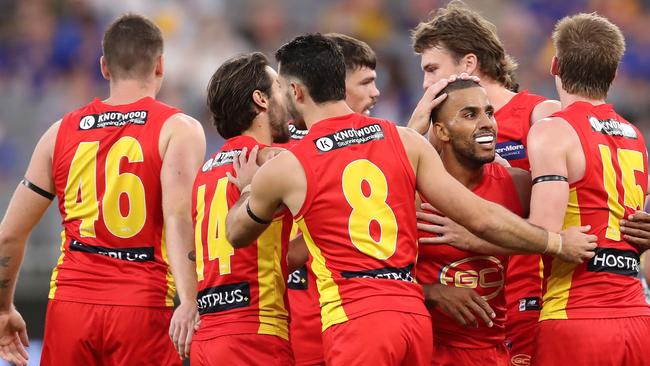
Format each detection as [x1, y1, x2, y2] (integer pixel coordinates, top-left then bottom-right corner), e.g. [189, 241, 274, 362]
[402, 126, 549, 253]
[226, 153, 293, 248]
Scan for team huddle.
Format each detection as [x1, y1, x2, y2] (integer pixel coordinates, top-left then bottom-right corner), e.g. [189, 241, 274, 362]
[0, 2, 649, 366]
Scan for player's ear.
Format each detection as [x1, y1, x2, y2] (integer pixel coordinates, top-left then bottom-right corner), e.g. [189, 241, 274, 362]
[550, 56, 559, 76]
[433, 121, 451, 143]
[252, 90, 269, 111]
[100, 56, 110, 81]
[154, 54, 164, 77]
[461, 53, 478, 75]
[291, 82, 303, 103]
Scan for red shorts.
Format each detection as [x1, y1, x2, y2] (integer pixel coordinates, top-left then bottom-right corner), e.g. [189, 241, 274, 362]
[322, 311, 432, 366]
[190, 334, 294, 366]
[505, 312, 538, 366]
[41, 300, 179, 366]
[532, 317, 650, 366]
[432, 343, 509, 366]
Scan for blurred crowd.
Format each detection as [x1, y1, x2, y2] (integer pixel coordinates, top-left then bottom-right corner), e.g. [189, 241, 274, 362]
[1, 0, 650, 292]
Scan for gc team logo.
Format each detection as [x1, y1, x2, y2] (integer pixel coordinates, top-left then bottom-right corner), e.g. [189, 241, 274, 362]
[315, 137, 334, 152]
[79, 115, 96, 130]
[440, 256, 504, 301]
[511, 354, 531, 366]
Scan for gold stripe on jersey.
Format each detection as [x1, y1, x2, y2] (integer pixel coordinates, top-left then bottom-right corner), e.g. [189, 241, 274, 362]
[297, 219, 348, 331]
[160, 228, 176, 307]
[48, 231, 68, 299]
[257, 218, 289, 340]
[289, 222, 300, 240]
[540, 188, 580, 320]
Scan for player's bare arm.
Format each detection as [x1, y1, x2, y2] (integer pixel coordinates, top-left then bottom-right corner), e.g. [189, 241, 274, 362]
[160, 113, 206, 360]
[417, 168, 532, 255]
[417, 206, 517, 256]
[0, 121, 60, 366]
[399, 126, 596, 262]
[226, 150, 305, 248]
[527, 117, 579, 232]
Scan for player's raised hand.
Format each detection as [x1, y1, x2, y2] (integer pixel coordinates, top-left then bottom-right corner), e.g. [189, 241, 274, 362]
[407, 78, 449, 134]
[423, 284, 495, 328]
[226, 146, 260, 191]
[557, 225, 597, 263]
[168, 301, 198, 360]
[407, 73, 481, 135]
[620, 211, 650, 250]
[0, 307, 29, 366]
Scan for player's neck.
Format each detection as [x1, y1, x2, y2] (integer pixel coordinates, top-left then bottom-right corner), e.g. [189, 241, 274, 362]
[440, 149, 484, 190]
[104, 79, 157, 106]
[482, 79, 517, 112]
[558, 90, 606, 108]
[241, 117, 272, 145]
[304, 101, 355, 129]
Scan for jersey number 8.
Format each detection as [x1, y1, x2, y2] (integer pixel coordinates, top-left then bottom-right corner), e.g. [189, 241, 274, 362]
[342, 159, 398, 260]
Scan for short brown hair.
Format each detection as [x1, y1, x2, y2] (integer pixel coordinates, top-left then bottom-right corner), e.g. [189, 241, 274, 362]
[325, 33, 377, 71]
[411, 1, 518, 91]
[207, 52, 272, 139]
[102, 14, 163, 80]
[553, 13, 625, 99]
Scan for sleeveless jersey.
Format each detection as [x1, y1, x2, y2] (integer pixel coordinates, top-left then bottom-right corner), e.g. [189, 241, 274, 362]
[277, 125, 325, 364]
[540, 101, 650, 320]
[494, 90, 547, 171]
[291, 113, 428, 331]
[50, 96, 180, 307]
[496, 91, 547, 328]
[192, 135, 293, 341]
[417, 163, 522, 348]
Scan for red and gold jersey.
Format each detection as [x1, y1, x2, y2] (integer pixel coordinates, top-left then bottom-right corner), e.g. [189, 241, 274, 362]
[290, 113, 428, 332]
[192, 135, 293, 341]
[417, 163, 522, 348]
[50, 97, 180, 307]
[540, 101, 650, 320]
[494, 90, 547, 171]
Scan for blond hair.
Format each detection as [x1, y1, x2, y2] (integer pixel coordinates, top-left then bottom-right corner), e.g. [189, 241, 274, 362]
[553, 13, 625, 99]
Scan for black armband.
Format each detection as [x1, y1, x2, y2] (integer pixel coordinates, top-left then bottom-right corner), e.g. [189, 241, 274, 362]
[21, 178, 55, 200]
[246, 201, 271, 225]
[532, 175, 568, 185]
